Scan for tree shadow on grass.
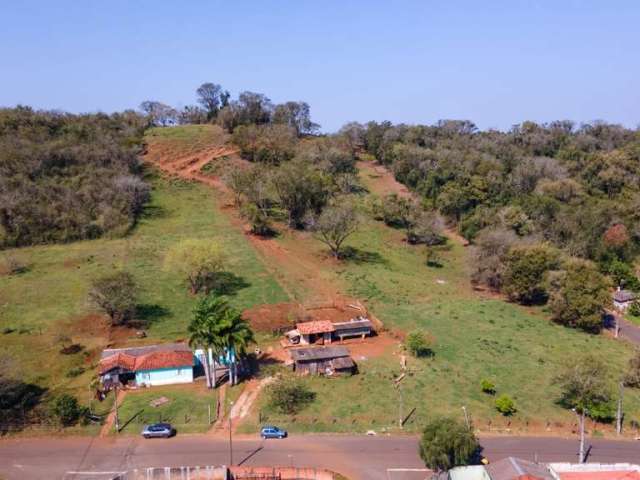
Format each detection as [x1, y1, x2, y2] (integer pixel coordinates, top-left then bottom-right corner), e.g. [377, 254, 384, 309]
[135, 304, 171, 327]
[210, 272, 251, 296]
[0, 379, 47, 435]
[341, 246, 387, 265]
[139, 204, 167, 220]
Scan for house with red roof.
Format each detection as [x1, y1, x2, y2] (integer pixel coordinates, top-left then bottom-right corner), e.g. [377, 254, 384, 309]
[99, 343, 195, 388]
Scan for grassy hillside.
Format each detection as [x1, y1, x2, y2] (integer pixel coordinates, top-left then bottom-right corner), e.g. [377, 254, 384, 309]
[239, 164, 640, 435]
[0, 170, 288, 414]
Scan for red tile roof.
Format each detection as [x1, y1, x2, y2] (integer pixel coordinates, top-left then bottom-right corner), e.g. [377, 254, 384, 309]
[134, 351, 193, 371]
[296, 320, 335, 335]
[99, 348, 193, 374]
[559, 472, 640, 480]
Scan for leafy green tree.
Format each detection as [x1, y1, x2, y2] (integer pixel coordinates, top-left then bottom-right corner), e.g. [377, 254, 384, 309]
[547, 259, 611, 333]
[88, 272, 137, 326]
[272, 160, 331, 228]
[406, 331, 433, 357]
[419, 417, 480, 472]
[196, 82, 228, 120]
[495, 395, 517, 416]
[51, 394, 82, 427]
[554, 355, 612, 418]
[267, 377, 315, 414]
[406, 211, 445, 246]
[189, 296, 254, 387]
[232, 124, 297, 164]
[471, 228, 519, 292]
[312, 201, 360, 258]
[503, 244, 560, 305]
[624, 349, 640, 388]
[272, 101, 319, 136]
[164, 239, 225, 294]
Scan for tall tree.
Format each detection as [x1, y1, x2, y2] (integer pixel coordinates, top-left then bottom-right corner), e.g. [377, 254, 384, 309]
[139, 100, 177, 127]
[88, 272, 138, 326]
[196, 82, 229, 120]
[273, 101, 319, 136]
[547, 259, 611, 333]
[164, 239, 226, 294]
[554, 355, 612, 416]
[311, 201, 360, 258]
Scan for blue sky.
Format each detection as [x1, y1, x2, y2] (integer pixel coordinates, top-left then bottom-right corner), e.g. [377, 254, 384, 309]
[1, 1, 638, 132]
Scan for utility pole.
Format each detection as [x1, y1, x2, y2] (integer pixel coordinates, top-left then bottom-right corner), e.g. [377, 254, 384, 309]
[574, 408, 587, 463]
[398, 385, 404, 429]
[228, 401, 234, 465]
[114, 384, 120, 433]
[462, 406, 470, 430]
[617, 382, 624, 436]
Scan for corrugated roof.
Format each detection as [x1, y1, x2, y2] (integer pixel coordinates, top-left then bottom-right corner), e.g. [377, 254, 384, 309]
[332, 319, 372, 332]
[486, 457, 553, 480]
[559, 472, 640, 480]
[296, 320, 335, 335]
[614, 290, 637, 302]
[290, 346, 350, 362]
[100, 343, 191, 360]
[329, 356, 355, 370]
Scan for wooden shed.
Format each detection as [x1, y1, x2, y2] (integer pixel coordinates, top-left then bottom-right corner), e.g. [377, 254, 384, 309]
[289, 346, 356, 376]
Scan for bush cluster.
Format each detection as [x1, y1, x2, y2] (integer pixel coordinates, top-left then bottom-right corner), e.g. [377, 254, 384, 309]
[0, 107, 148, 248]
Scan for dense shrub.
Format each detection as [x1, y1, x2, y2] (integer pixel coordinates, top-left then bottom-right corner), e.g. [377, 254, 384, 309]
[494, 395, 517, 416]
[547, 259, 611, 333]
[480, 379, 496, 395]
[503, 244, 560, 305]
[0, 107, 148, 248]
[406, 331, 433, 357]
[419, 417, 480, 472]
[50, 394, 83, 427]
[267, 378, 315, 414]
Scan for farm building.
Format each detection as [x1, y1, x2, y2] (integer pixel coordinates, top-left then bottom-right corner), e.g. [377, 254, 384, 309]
[99, 343, 194, 388]
[293, 320, 335, 345]
[614, 288, 637, 311]
[285, 317, 373, 346]
[289, 346, 355, 376]
[332, 317, 372, 341]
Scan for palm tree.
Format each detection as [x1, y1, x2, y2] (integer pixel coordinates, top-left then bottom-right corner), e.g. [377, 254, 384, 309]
[188, 296, 254, 388]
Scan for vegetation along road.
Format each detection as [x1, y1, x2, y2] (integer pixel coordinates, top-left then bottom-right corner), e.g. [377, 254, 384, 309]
[1, 434, 640, 480]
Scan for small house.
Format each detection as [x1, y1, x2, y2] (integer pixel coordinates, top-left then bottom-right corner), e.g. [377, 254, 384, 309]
[614, 288, 637, 311]
[289, 346, 355, 376]
[332, 317, 372, 341]
[99, 343, 194, 388]
[294, 320, 336, 345]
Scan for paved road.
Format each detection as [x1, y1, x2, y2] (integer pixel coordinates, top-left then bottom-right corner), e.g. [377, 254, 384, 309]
[2, 434, 640, 480]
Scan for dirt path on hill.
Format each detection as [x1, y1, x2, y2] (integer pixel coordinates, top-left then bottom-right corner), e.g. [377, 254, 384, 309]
[357, 160, 469, 247]
[145, 140, 350, 304]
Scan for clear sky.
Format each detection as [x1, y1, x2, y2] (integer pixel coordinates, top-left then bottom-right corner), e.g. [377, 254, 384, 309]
[1, 1, 638, 132]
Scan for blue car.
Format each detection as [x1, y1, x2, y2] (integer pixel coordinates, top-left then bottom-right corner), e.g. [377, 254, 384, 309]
[142, 423, 175, 439]
[260, 425, 287, 439]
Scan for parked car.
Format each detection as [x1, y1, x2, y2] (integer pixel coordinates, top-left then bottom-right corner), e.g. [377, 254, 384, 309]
[142, 423, 175, 438]
[260, 425, 287, 439]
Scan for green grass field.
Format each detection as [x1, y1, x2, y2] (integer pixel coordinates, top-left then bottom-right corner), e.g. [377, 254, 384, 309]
[115, 383, 217, 434]
[247, 169, 640, 434]
[0, 170, 288, 412]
